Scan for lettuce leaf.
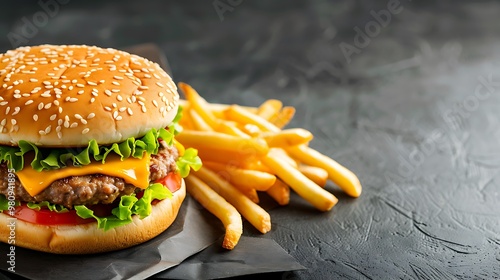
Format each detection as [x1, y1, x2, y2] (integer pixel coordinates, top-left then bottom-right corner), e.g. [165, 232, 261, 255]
[176, 148, 202, 178]
[75, 182, 173, 231]
[0, 105, 184, 172]
[27, 201, 68, 213]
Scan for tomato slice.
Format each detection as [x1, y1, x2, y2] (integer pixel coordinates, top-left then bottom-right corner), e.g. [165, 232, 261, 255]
[8, 172, 181, 226]
[155, 172, 182, 193]
[11, 205, 94, 225]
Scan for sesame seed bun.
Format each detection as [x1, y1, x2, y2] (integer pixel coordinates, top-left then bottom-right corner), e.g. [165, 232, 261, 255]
[0, 45, 179, 147]
[0, 179, 185, 254]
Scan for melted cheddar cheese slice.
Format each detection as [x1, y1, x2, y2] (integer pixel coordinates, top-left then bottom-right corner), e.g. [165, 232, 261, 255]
[16, 154, 151, 197]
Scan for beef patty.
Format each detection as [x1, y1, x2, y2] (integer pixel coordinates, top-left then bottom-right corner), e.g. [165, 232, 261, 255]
[0, 141, 178, 208]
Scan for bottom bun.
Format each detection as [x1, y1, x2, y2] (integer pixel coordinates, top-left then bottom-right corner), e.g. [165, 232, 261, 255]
[0, 179, 186, 254]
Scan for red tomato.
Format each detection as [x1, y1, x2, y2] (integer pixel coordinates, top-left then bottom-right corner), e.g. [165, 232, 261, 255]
[11, 205, 94, 225]
[155, 172, 182, 193]
[7, 172, 180, 226]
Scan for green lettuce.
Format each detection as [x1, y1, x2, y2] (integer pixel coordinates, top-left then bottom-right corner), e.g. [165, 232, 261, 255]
[27, 201, 68, 213]
[176, 148, 202, 178]
[0, 127, 174, 172]
[0, 105, 185, 172]
[74, 182, 172, 231]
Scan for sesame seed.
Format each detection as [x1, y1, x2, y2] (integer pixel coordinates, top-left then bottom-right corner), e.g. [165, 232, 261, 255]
[12, 107, 20, 116]
[127, 108, 133, 115]
[57, 132, 62, 139]
[141, 106, 147, 113]
[87, 113, 95, 119]
[53, 100, 59, 106]
[113, 76, 124, 80]
[13, 94, 21, 99]
[39, 130, 46, 136]
[25, 100, 34, 105]
[78, 90, 84, 95]
[10, 119, 16, 125]
[0, 119, 5, 126]
[41, 92, 51, 98]
[45, 125, 51, 134]
[58, 107, 63, 113]
[76, 84, 84, 88]
[113, 111, 118, 119]
[104, 106, 111, 111]
[56, 125, 61, 132]
[104, 90, 112, 96]
[33, 114, 38, 121]
[5, 107, 10, 114]
[64, 120, 69, 128]
[116, 116, 122, 121]
[119, 107, 126, 112]
[112, 81, 120, 86]
[69, 98, 78, 103]
[82, 128, 89, 134]
[43, 81, 51, 86]
[87, 81, 97, 86]
[112, 89, 120, 93]
[30, 78, 38, 82]
[70, 122, 78, 128]
[44, 103, 52, 109]
[117, 95, 123, 101]
[38, 103, 44, 110]
[90, 97, 95, 103]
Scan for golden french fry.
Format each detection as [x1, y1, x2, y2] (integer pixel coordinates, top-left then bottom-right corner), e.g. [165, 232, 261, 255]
[298, 165, 328, 187]
[185, 175, 242, 250]
[271, 106, 295, 129]
[268, 148, 298, 168]
[260, 128, 313, 147]
[225, 105, 280, 133]
[179, 99, 258, 114]
[286, 145, 362, 197]
[262, 148, 338, 211]
[240, 123, 262, 137]
[203, 161, 276, 191]
[216, 121, 251, 138]
[194, 167, 271, 234]
[266, 178, 290, 206]
[194, 148, 259, 170]
[257, 99, 282, 120]
[179, 83, 218, 128]
[176, 130, 269, 156]
[189, 109, 214, 131]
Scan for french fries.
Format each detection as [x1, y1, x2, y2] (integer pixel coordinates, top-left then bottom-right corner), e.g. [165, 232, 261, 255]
[185, 175, 242, 250]
[286, 145, 362, 197]
[177, 83, 362, 249]
[194, 167, 271, 234]
[203, 161, 276, 191]
[262, 149, 338, 211]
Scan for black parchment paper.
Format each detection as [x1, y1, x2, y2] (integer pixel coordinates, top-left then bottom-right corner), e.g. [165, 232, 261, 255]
[156, 236, 306, 280]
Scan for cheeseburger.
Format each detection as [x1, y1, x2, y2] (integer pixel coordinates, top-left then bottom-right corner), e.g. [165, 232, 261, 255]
[0, 45, 201, 254]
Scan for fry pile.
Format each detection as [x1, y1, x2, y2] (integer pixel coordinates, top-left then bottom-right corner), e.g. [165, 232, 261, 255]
[176, 82, 362, 249]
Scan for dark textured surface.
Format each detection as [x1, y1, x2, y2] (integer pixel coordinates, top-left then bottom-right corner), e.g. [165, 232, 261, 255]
[1, 1, 500, 279]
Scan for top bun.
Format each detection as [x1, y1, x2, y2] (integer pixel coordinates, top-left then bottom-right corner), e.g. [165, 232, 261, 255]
[0, 45, 179, 147]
